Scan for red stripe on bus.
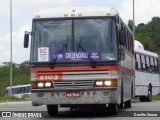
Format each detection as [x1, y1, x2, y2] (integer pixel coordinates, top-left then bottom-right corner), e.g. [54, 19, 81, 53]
[31, 65, 134, 81]
[31, 65, 119, 73]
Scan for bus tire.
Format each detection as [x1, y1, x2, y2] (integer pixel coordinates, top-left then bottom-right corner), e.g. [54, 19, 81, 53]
[108, 103, 118, 115]
[47, 105, 58, 116]
[119, 82, 123, 109]
[140, 96, 145, 102]
[70, 107, 74, 111]
[146, 87, 152, 102]
[131, 82, 134, 98]
[124, 100, 131, 108]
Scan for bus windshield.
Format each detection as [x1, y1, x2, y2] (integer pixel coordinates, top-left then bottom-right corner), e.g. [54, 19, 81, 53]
[31, 18, 117, 63]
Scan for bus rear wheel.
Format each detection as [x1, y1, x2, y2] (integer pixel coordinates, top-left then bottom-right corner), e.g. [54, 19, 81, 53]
[140, 96, 146, 102]
[146, 88, 152, 102]
[140, 86, 152, 102]
[47, 105, 58, 116]
[124, 100, 131, 108]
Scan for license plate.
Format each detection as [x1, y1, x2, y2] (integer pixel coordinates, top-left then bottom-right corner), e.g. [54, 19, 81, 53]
[66, 92, 80, 98]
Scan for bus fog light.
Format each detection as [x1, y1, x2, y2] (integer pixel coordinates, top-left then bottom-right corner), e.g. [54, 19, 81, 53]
[104, 81, 112, 86]
[37, 82, 44, 87]
[45, 82, 51, 87]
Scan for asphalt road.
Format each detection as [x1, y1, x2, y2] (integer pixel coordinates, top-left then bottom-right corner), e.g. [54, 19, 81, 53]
[0, 100, 160, 120]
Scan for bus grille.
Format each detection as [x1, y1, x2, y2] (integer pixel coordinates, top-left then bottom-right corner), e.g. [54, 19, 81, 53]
[53, 80, 94, 88]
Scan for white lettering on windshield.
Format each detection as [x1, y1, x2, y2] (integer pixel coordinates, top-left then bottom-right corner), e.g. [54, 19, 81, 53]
[65, 52, 88, 59]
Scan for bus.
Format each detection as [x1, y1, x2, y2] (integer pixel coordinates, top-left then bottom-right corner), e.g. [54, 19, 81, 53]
[5, 84, 31, 98]
[24, 6, 135, 116]
[134, 40, 160, 102]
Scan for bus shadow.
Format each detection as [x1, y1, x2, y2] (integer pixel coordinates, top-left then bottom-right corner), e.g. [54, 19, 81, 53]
[41, 108, 131, 119]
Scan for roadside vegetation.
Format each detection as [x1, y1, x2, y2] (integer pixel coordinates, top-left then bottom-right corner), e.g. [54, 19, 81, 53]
[128, 17, 160, 62]
[0, 96, 26, 102]
[152, 93, 160, 100]
[0, 61, 30, 97]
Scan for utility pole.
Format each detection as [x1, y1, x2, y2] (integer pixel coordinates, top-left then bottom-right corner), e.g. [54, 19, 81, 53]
[10, 0, 13, 96]
[133, 0, 135, 41]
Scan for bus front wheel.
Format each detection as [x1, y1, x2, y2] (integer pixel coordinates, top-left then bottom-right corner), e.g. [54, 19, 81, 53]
[108, 103, 118, 115]
[47, 105, 58, 116]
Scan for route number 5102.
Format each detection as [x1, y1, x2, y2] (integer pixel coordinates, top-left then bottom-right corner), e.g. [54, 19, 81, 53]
[39, 75, 58, 80]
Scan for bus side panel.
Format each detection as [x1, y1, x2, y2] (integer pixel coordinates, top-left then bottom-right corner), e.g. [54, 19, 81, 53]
[119, 51, 135, 102]
[135, 71, 160, 96]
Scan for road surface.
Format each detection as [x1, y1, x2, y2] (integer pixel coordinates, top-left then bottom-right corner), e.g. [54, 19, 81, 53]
[0, 100, 160, 120]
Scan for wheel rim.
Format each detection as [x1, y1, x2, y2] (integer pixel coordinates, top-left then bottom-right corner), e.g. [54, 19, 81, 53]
[148, 90, 152, 100]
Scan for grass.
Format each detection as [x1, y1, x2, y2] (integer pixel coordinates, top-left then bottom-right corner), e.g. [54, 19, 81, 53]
[152, 93, 160, 100]
[0, 96, 26, 102]
[134, 93, 160, 101]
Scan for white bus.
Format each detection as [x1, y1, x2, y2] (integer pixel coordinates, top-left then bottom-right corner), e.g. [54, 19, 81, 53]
[24, 6, 135, 116]
[6, 84, 31, 98]
[134, 40, 160, 102]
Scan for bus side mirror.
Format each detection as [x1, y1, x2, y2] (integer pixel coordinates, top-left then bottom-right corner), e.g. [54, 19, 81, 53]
[24, 31, 29, 48]
[119, 31, 126, 45]
[118, 48, 125, 60]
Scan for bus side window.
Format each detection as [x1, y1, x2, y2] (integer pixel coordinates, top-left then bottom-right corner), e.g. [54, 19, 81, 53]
[150, 57, 154, 72]
[29, 86, 31, 92]
[24, 87, 26, 93]
[25, 86, 30, 93]
[12, 88, 15, 94]
[141, 54, 145, 71]
[21, 87, 25, 93]
[136, 53, 141, 70]
[18, 87, 21, 94]
[135, 54, 138, 70]
[146, 56, 150, 72]
[19, 88, 21, 94]
[154, 58, 158, 73]
[15, 88, 18, 94]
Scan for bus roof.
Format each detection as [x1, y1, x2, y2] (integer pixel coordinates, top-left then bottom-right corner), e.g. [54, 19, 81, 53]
[6, 84, 31, 89]
[134, 40, 158, 58]
[33, 6, 118, 19]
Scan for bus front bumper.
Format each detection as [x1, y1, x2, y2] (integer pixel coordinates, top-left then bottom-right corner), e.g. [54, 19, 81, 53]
[31, 88, 118, 106]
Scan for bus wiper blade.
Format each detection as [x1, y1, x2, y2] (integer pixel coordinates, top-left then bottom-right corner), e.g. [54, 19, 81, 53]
[50, 35, 68, 68]
[77, 36, 97, 68]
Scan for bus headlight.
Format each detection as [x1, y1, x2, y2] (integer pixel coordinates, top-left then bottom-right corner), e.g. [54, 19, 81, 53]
[45, 82, 52, 87]
[104, 81, 112, 86]
[32, 81, 53, 89]
[94, 80, 117, 87]
[37, 82, 44, 87]
[95, 81, 103, 86]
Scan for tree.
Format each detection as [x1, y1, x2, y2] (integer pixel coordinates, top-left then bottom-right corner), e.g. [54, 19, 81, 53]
[19, 61, 30, 74]
[127, 20, 135, 32]
[0, 61, 30, 96]
[135, 17, 160, 52]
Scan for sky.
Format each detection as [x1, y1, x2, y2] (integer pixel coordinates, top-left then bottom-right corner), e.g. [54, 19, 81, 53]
[0, 0, 160, 64]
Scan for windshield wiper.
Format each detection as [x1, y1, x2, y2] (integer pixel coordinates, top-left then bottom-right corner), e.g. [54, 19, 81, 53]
[77, 36, 97, 68]
[50, 35, 68, 68]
